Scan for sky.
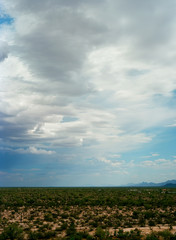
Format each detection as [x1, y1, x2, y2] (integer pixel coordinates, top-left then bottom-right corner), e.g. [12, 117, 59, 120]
[0, 0, 176, 187]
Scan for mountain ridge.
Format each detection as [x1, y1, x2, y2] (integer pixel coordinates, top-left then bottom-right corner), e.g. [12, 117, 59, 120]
[126, 179, 176, 187]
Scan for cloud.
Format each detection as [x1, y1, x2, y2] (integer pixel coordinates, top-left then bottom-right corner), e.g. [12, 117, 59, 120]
[1, 146, 55, 155]
[98, 157, 124, 167]
[19, 147, 55, 155]
[0, 40, 8, 62]
[141, 158, 176, 168]
[1, 0, 176, 186]
[0, 171, 6, 175]
[12, 168, 40, 172]
[110, 154, 121, 158]
[142, 153, 160, 158]
[152, 153, 160, 157]
[167, 122, 176, 127]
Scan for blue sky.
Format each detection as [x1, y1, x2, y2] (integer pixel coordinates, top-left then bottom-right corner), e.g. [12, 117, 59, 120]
[0, 16, 12, 25]
[0, 0, 176, 186]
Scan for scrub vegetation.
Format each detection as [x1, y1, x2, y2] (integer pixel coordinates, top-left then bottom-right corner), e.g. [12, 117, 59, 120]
[0, 187, 176, 239]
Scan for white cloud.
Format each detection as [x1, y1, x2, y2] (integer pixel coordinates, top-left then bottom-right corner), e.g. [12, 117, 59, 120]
[152, 153, 160, 157]
[1, 146, 55, 155]
[1, 0, 176, 165]
[141, 160, 155, 167]
[142, 153, 160, 158]
[155, 158, 168, 164]
[167, 122, 176, 127]
[98, 157, 124, 167]
[141, 158, 176, 168]
[18, 147, 55, 155]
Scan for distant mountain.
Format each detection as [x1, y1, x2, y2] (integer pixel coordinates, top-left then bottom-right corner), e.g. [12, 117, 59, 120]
[163, 183, 176, 188]
[161, 180, 176, 186]
[126, 179, 176, 187]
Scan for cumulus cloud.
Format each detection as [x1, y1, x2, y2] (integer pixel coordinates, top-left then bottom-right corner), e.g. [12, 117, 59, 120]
[0, 146, 55, 155]
[141, 158, 176, 168]
[17, 146, 55, 155]
[98, 157, 123, 167]
[1, 0, 176, 171]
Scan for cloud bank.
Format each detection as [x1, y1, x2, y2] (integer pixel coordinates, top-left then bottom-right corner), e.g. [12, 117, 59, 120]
[1, 0, 176, 186]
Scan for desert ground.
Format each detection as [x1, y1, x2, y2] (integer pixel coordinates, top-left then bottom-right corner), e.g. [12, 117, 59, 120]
[0, 187, 176, 239]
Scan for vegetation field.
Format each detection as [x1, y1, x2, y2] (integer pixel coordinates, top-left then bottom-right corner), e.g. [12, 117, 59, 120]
[0, 187, 176, 239]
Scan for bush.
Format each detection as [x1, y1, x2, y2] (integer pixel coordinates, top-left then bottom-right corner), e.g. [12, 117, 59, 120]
[116, 229, 129, 239]
[66, 221, 76, 236]
[65, 231, 93, 240]
[128, 229, 142, 240]
[158, 229, 175, 239]
[44, 213, 53, 222]
[148, 219, 156, 226]
[28, 230, 56, 239]
[28, 231, 39, 240]
[145, 232, 158, 240]
[95, 227, 109, 240]
[0, 223, 24, 240]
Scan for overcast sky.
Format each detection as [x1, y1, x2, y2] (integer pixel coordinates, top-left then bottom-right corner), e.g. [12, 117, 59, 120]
[1, 0, 176, 186]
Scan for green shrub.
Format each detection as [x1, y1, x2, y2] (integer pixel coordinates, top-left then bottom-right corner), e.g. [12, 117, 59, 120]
[65, 231, 93, 240]
[145, 232, 158, 240]
[0, 223, 23, 240]
[95, 227, 109, 240]
[158, 229, 175, 239]
[116, 229, 129, 239]
[28, 230, 56, 240]
[66, 221, 76, 236]
[148, 219, 156, 226]
[128, 228, 142, 240]
[44, 213, 53, 222]
[28, 231, 39, 240]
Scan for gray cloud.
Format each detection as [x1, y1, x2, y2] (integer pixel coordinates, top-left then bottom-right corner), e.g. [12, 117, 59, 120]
[0, 41, 8, 62]
[10, 1, 107, 98]
[1, 0, 176, 155]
